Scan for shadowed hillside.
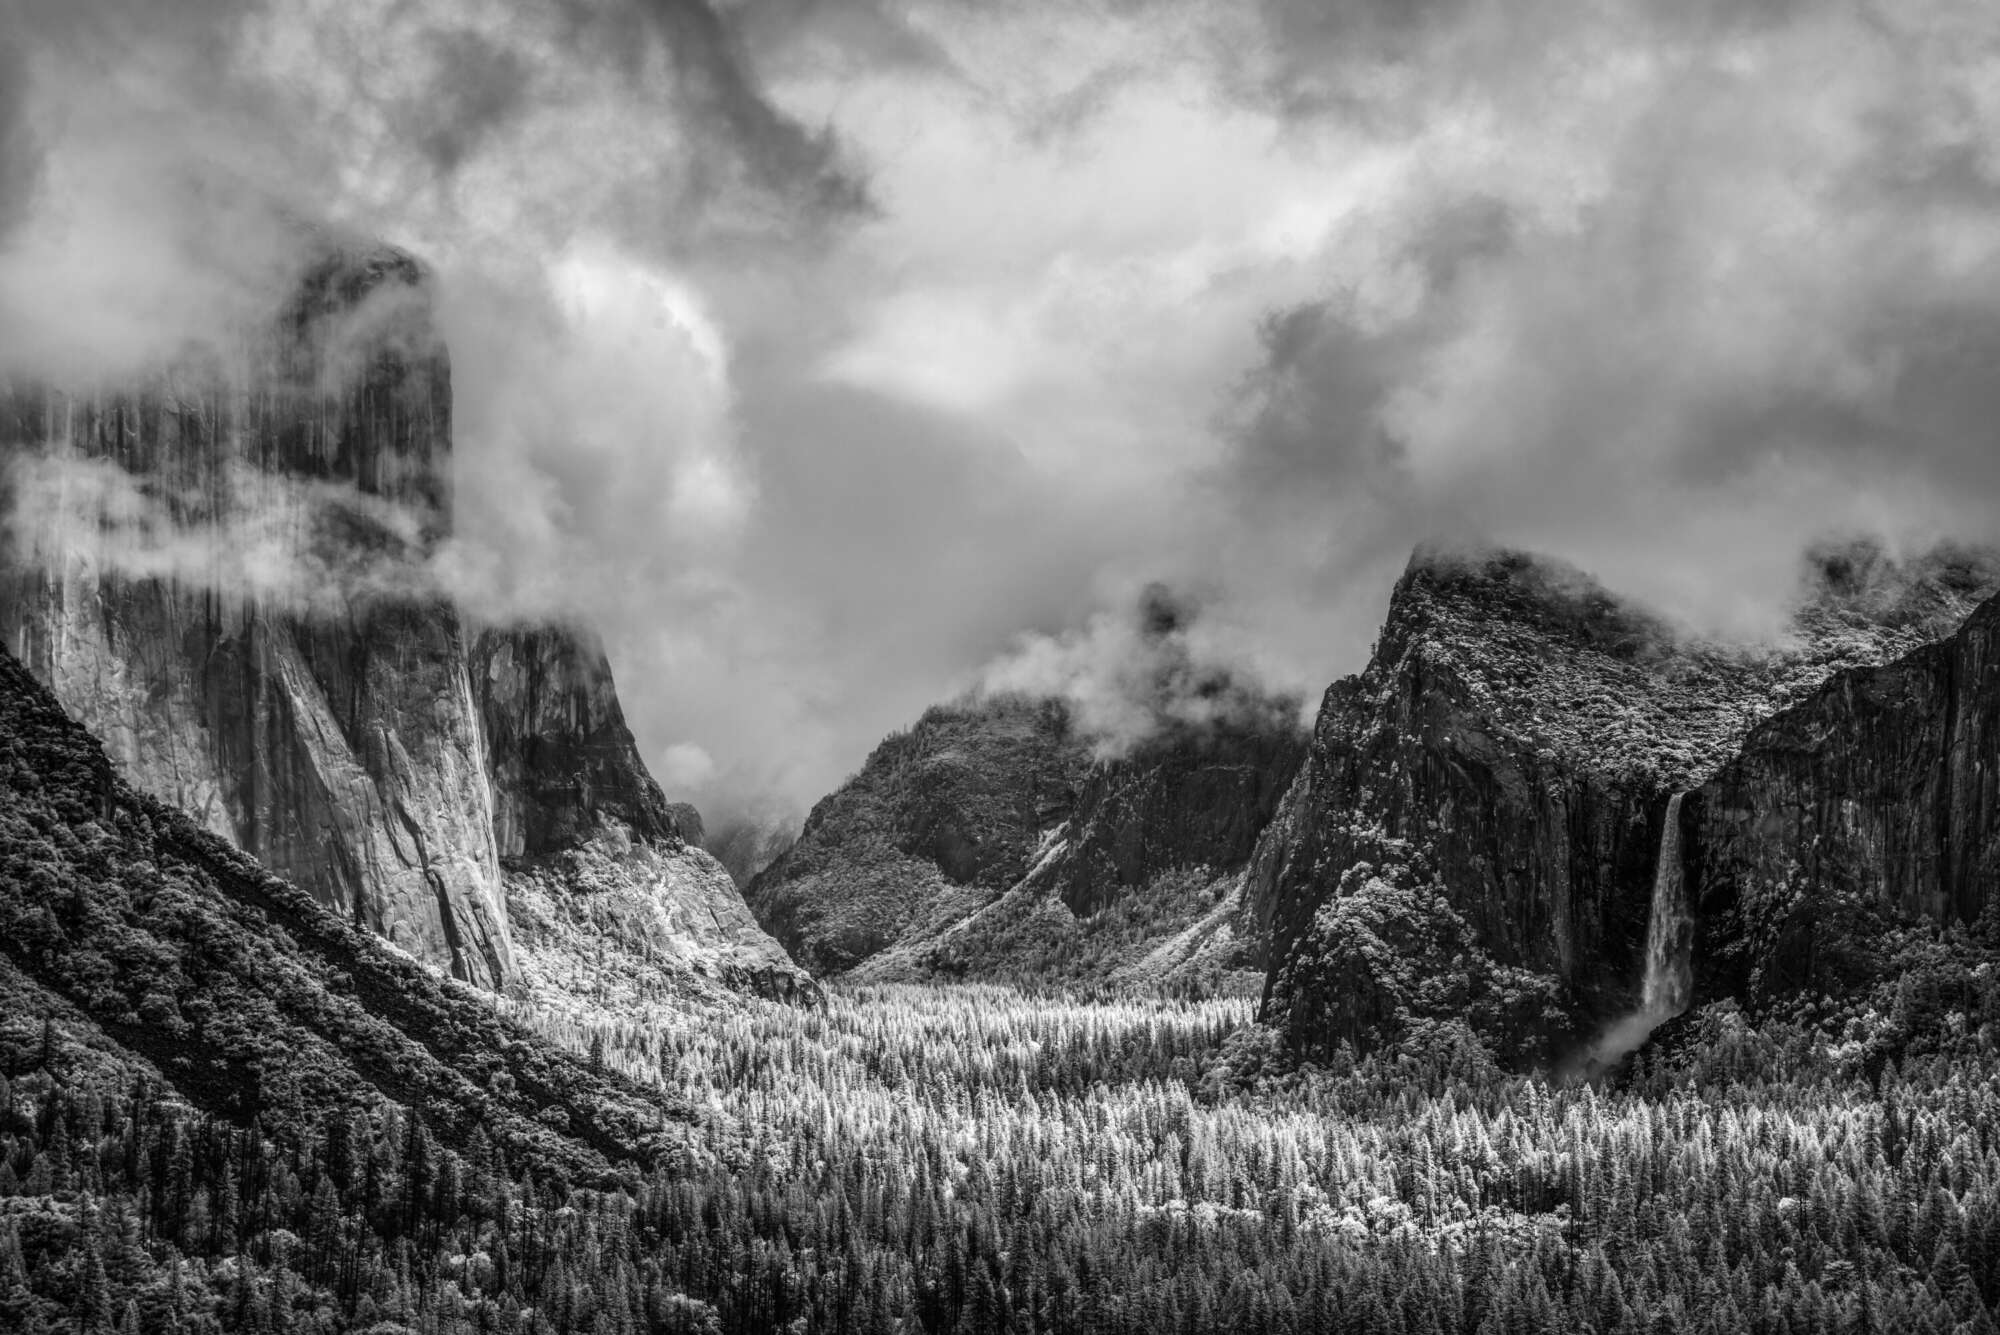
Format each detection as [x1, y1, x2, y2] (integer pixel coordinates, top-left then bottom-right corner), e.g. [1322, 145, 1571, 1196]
[0, 642, 694, 1186]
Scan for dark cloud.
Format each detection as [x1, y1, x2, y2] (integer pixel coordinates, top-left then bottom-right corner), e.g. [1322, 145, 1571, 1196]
[8, 0, 2000, 836]
[400, 30, 533, 175]
[1136, 582, 1192, 640]
[1222, 194, 1514, 516]
[1235, 305, 1397, 492]
[640, 0, 850, 194]
[549, 0, 873, 234]
[1202, 0, 2000, 652]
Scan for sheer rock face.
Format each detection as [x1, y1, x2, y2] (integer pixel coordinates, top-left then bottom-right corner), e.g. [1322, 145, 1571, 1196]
[1250, 544, 1998, 1060]
[0, 243, 801, 999]
[1048, 726, 1306, 919]
[0, 584, 515, 986]
[1248, 554, 1672, 1058]
[0, 639, 681, 1178]
[1, 248, 513, 990]
[1689, 595, 2000, 1005]
[472, 624, 806, 1000]
[470, 624, 696, 859]
[748, 693, 1305, 987]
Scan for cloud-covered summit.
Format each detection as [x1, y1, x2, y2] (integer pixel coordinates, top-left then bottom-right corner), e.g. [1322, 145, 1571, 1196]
[982, 582, 1305, 759]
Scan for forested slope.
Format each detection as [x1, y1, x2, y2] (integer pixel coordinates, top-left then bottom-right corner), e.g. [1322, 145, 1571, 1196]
[747, 695, 1091, 976]
[0, 642, 689, 1185]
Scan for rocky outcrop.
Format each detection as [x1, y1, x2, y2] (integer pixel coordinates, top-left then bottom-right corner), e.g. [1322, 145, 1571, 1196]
[507, 834, 813, 1009]
[0, 241, 801, 1002]
[471, 624, 696, 857]
[1250, 554, 1672, 1060]
[470, 622, 807, 1002]
[1251, 543, 1998, 1062]
[1689, 594, 2000, 1006]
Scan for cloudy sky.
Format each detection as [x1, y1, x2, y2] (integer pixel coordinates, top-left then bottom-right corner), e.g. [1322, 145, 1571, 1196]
[6, 0, 2000, 830]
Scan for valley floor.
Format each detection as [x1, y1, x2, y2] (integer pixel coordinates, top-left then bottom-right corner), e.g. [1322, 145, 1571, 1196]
[491, 981, 2000, 1335]
[5, 977, 1999, 1333]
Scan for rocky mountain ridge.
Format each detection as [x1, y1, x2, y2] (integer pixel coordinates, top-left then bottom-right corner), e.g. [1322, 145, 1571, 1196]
[1250, 541, 2000, 1063]
[747, 695, 1089, 977]
[747, 686, 1307, 991]
[765, 536, 2000, 1068]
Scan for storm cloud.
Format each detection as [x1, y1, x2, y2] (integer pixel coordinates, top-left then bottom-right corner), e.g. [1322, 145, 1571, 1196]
[5, 0, 2000, 831]
[1209, 0, 2000, 654]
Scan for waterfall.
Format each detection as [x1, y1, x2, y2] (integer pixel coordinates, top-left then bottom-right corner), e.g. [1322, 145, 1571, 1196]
[1639, 792, 1693, 1019]
[1574, 792, 1695, 1074]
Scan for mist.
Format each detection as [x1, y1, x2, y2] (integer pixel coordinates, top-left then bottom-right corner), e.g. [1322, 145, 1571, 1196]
[5, 0, 2000, 832]
[981, 582, 1306, 759]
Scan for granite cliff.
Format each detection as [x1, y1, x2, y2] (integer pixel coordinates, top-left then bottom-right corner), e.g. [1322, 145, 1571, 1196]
[1689, 590, 2000, 1009]
[0, 243, 800, 1002]
[1251, 542, 1999, 1063]
[471, 624, 698, 859]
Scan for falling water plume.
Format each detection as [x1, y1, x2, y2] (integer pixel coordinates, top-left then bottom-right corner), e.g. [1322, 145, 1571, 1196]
[1578, 792, 1694, 1073]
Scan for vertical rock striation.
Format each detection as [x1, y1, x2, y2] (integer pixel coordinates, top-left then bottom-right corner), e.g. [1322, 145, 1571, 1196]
[470, 624, 694, 858]
[471, 621, 806, 1001]
[1689, 595, 2000, 1005]
[0, 241, 802, 1000]
[1, 247, 514, 989]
